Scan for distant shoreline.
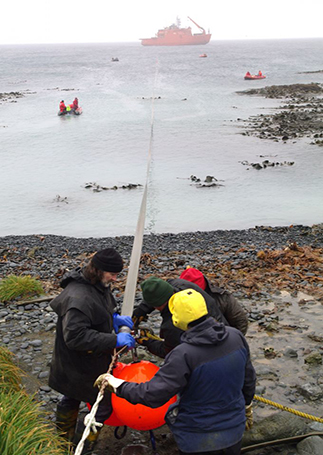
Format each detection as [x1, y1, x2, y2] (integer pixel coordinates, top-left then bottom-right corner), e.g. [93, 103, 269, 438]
[1, 224, 323, 252]
[1, 225, 323, 296]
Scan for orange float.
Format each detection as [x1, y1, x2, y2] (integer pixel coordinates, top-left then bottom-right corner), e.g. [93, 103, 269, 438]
[111, 360, 177, 431]
[86, 404, 124, 427]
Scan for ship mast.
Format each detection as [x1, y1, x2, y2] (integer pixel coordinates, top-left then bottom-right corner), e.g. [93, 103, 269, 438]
[187, 16, 206, 33]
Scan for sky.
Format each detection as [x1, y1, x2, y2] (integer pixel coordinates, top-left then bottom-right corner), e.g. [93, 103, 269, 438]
[2, 0, 323, 45]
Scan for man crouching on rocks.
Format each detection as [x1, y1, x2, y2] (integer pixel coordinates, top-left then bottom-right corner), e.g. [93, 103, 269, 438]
[48, 248, 135, 454]
[98, 289, 256, 455]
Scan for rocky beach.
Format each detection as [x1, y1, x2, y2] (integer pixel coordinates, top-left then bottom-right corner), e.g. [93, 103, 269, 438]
[237, 82, 323, 148]
[1, 225, 323, 454]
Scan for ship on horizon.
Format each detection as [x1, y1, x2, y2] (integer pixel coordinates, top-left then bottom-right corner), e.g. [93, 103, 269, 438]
[140, 17, 211, 46]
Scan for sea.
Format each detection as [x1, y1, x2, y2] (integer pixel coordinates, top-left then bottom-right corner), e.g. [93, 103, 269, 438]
[1, 39, 323, 238]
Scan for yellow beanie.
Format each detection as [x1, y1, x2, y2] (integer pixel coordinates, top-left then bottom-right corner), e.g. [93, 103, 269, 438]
[169, 289, 208, 331]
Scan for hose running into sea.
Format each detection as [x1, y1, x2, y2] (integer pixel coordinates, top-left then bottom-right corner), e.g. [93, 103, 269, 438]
[75, 63, 161, 453]
[121, 58, 159, 316]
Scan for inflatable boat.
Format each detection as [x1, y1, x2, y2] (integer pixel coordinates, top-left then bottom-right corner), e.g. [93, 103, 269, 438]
[244, 74, 266, 80]
[58, 107, 83, 116]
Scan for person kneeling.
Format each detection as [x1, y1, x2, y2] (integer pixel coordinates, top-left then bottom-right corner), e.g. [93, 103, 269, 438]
[97, 289, 256, 455]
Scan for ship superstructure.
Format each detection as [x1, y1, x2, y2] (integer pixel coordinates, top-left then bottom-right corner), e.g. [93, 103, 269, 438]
[140, 17, 211, 46]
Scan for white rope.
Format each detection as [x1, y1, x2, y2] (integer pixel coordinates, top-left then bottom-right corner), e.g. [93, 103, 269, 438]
[74, 347, 126, 455]
[74, 392, 104, 455]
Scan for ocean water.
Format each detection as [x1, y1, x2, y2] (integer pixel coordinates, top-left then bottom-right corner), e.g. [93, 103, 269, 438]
[1, 39, 323, 237]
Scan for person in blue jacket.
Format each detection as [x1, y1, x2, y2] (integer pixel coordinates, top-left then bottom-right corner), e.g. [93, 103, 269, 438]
[99, 288, 256, 455]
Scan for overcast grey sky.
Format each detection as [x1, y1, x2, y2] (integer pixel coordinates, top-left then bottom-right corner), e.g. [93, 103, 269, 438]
[2, 0, 323, 45]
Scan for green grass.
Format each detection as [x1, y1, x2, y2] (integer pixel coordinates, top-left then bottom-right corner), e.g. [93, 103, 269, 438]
[0, 391, 68, 455]
[0, 275, 43, 302]
[0, 347, 69, 455]
[0, 347, 23, 393]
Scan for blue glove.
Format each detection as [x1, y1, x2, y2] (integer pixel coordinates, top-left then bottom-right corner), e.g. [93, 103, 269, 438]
[113, 313, 134, 333]
[116, 332, 135, 349]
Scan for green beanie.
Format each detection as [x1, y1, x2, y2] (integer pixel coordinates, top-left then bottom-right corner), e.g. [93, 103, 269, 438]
[141, 277, 174, 308]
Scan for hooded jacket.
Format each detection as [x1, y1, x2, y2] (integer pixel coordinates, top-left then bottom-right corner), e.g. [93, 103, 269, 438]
[117, 318, 256, 452]
[133, 278, 228, 358]
[48, 268, 117, 403]
[204, 277, 248, 335]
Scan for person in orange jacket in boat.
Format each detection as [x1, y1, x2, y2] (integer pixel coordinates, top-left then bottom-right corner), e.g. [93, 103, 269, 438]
[258, 70, 262, 76]
[71, 97, 79, 111]
[59, 100, 66, 114]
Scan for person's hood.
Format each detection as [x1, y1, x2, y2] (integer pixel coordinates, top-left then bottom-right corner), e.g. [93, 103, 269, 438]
[59, 267, 88, 288]
[204, 276, 225, 295]
[181, 317, 228, 346]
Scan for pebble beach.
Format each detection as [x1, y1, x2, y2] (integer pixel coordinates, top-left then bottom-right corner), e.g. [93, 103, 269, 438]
[1, 225, 323, 454]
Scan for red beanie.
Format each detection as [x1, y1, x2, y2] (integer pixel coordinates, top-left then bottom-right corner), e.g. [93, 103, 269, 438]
[180, 268, 206, 290]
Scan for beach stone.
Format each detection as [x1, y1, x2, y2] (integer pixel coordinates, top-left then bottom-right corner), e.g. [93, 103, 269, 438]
[297, 383, 323, 401]
[29, 339, 42, 347]
[297, 435, 323, 455]
[304, 351, 322, 365]
[24, 304, 34, 310]
[242, 413, 308, 446]
[45, 323, 56, 331]
[38, 371, 49, 379]
[20, 342, 29, 349]
[309, 422, 323, 432]
[284, 347, 298, 358]
[255, 385, 266, 395]
[255, 366, 278, 379]
[40, 385, 51, 392]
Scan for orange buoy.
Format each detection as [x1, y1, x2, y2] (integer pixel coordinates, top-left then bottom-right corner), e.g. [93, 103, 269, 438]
[87, 362, 127, 427]
[111, 360, 177, 431]
[86, 404, 124, 427]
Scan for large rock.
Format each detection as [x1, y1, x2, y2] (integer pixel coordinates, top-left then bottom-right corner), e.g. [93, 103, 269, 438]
[297, 435, 323, 455]
[242, 412, 308, 446]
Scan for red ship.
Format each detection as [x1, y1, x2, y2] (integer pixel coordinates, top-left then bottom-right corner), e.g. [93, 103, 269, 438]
[140, 17, 211, 46]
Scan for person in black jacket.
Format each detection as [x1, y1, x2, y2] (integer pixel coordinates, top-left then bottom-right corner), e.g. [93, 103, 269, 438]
[133, 276, 228, 358]
[49, 248, 135, 455]
[100, 289, 256, 455]
[180, 267, 248, 335]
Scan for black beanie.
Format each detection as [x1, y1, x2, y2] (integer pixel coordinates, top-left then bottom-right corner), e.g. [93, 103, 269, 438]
[91, 248, 123, 272]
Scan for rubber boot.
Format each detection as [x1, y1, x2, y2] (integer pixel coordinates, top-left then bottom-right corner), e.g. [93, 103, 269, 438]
[55, 403, 79, 442]
[73, 421, 101, 455]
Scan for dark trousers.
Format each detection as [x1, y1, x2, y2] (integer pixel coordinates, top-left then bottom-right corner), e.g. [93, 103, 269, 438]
[178, 439, 242, 455]
[59, 395, 112, 424]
